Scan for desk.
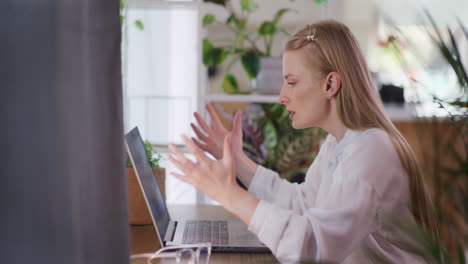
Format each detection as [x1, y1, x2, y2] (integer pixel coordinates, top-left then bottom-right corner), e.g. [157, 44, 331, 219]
[130, 204, 276, 264]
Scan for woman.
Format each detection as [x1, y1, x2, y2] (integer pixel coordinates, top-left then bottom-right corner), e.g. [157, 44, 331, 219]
[168, 20, 438, 263]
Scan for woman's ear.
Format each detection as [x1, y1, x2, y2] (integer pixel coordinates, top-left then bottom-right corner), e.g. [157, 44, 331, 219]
[325, 72, 341, 99]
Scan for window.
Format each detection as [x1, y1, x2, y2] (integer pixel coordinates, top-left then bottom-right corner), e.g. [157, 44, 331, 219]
[367, 21, 467, 103]
[123, 0, 208, 204]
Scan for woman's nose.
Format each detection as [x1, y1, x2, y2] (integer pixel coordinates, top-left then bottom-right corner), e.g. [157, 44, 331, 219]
[278, 95, 288, 105]
[278, 85, 289, 105]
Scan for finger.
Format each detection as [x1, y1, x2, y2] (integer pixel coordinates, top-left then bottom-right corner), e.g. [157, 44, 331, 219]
[192, 137, 208, 149]
[167, 154, 185, 172]
[232, 111, 243, 136]
[181, 135, 211, 164]
[194, 112, 212, 134]
[167, 153, 196, 175]
[206, 104, 225, 130]
[168, 144, 185, 159]
[222, 134, 234, 177]
[168, 144, 196, 172]
[190, 123, 208, 141]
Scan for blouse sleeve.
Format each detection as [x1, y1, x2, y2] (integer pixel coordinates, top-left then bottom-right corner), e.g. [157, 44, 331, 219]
[248, 178, 380, 262]
[247, 131, 403, 263]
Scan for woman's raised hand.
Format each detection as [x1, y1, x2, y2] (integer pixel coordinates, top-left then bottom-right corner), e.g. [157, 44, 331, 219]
[168, 134, 238, 205]
[191, 104, 243, 160]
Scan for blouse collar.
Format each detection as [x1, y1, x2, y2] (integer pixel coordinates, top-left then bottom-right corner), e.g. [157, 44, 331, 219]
[329, 129, 363, 156]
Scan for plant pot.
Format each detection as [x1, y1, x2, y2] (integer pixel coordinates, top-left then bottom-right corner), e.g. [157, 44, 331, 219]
[127, 167, 166, 225]
[254, 57, 283, 94]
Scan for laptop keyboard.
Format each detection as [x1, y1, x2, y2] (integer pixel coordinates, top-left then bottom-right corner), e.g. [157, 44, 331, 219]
[182, 220, 229, 245]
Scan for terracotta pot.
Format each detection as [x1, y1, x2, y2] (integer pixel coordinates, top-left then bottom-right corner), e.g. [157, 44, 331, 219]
[127, 167, 166, 225]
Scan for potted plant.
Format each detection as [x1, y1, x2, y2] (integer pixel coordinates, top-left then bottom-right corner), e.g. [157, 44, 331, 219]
[202, 0, 326, 94]
[126, 140, 165, 225]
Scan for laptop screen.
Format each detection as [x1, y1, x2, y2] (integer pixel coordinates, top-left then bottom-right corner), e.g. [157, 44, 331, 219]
[125, 127, 170, 242]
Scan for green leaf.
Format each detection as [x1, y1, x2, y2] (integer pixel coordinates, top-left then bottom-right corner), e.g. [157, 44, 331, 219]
[241, 51, 260, 79]
[212, 48, 229, 65]
[263, 120, 278, 158]
[447, 28, 468, 88]
[134, 20, 144, 30]
[144, 140, 162, 168]
[222, 74, 239, 94]
[272, 8, 291, 25]
[202, 39, 228, 66]
[202, 39, 214, 66]
[258, 21, 276, 36]
[225, 14, 236, 25]
[203, 0, 226, 6]
[203, 14, 215, 27]
[240, 0, 258, 12]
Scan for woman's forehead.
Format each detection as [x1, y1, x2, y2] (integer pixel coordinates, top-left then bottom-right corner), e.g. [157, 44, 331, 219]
[283, 49, 319, 78]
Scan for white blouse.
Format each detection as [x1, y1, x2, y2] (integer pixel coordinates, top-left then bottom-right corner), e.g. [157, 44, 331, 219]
[247, 128, 425, 263]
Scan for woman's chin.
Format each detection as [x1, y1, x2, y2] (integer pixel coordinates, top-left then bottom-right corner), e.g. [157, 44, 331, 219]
[291, 121, 305, 129]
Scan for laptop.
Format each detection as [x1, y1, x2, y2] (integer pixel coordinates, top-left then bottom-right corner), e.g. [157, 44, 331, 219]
[124, 127, 270, 253]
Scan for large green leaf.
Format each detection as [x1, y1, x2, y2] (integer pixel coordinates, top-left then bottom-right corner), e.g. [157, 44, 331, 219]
[241, 51, 260, 79]
[225, 14, 236, 25]
[222, 74, 239, 94]
[240, 0, 258, 12]
[258, 21, 276, 36]
[202, 39, 214, 65]
[202, 39, 228, 66]
[272, 8, 291, 25]
[202, 14, 215, 27]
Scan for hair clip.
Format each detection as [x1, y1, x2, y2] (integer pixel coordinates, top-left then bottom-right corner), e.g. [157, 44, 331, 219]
[306, 26, 316, 41]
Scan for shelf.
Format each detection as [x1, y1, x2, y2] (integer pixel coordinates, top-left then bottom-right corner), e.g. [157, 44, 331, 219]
[204, 93, 279, 103]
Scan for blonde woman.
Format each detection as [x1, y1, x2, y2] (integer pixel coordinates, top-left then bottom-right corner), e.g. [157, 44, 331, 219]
[168, 20, 438, 263]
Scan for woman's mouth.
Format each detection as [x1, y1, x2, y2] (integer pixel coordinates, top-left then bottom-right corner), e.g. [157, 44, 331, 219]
[288, 111, 295, 119]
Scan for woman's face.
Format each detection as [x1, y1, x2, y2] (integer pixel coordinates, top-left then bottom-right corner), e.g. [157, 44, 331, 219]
[279, 49, 329, 129]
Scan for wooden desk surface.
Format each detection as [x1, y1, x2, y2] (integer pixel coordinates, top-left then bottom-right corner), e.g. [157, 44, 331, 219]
[130, 204, 276, 264]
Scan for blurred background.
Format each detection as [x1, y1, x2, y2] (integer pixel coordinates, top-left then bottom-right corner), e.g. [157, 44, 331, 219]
[121, 0, 467, 204]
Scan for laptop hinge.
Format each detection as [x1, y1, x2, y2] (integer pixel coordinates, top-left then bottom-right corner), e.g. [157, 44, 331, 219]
[164, 220, 177, 242]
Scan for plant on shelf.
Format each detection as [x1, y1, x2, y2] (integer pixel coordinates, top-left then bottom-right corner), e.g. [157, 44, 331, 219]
[217, 103, 327, 182]
[202, 0, 327, 94]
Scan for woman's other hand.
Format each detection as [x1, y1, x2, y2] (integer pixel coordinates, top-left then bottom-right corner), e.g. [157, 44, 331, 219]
[191, 104, 258, 188]
[168, 134, 237, 205]
[168, 134, 259, 224]
[191, 104, 243, 161]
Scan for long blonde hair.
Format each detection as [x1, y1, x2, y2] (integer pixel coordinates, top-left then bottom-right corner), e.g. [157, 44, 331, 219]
[285, 20, 438, 238]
